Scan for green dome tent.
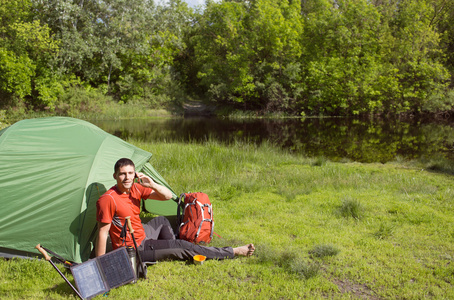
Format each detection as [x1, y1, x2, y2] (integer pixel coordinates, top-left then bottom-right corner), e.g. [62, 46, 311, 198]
[0, 117, 177, 263]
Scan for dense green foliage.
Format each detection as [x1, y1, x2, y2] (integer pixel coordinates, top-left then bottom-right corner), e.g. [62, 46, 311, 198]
[1, 0, 454, 116]
[181, 0, 454, 115]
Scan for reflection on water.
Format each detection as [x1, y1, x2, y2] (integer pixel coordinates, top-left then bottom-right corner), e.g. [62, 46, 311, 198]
[91, 117, 454, 163]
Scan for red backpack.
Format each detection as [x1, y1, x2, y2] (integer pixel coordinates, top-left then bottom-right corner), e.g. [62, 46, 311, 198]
[177, 192, 214, 245]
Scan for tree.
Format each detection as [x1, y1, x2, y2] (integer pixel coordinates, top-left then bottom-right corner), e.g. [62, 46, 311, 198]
[0, 0, 59, 109]
[300, 0, 451, 115]
[431, 0, 454, 86]
[301, 0, 386, 115]
[383, 0, 450, 113]
[177, 0, 304, 112]
[33, 0, 189, 102]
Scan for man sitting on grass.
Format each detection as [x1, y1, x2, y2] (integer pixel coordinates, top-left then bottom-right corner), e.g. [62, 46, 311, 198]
[96, 158, 255, 262]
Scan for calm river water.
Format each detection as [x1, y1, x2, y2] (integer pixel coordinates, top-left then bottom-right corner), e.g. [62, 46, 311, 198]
[91, 116, 454, 163]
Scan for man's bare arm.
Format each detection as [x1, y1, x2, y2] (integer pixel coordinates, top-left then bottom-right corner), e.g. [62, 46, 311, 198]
[136, 172, 173, 200]
[95, 222, 111, 257]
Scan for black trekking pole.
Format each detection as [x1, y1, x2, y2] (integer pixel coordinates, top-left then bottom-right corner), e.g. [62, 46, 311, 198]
[35, 244, 83, 300]
[125, 216, 147, 279]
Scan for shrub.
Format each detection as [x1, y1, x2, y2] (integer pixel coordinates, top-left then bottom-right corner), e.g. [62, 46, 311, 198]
[255, 244, 321, 279]
[373, 223, 395, 240]
[290, 259, 321, 279]
[312, 156, 327, 166]
[309, 244, 340, 258]
[337, 197, 363, 220]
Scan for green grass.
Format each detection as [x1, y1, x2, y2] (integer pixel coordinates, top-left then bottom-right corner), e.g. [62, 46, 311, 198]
[1, 140, 454, 299]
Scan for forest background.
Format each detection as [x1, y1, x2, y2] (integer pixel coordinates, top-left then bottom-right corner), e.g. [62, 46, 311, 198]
[1, 0, 454, 121]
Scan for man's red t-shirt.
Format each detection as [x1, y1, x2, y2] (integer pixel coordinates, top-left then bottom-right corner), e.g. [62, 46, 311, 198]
[96, 183, 153, 249]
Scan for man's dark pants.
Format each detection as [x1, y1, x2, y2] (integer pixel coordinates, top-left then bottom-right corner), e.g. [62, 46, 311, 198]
[139, 216, 234, 262]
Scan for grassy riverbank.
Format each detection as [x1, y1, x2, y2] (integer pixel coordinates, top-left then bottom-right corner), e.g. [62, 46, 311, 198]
[0, 95, 181, 131]
[1, 140, 454, 299]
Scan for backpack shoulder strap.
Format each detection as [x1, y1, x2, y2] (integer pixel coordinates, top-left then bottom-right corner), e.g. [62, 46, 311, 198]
[176, 193, 186, 237]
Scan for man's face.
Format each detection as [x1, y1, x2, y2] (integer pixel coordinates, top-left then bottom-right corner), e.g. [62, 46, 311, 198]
[114, 164, 135, 193]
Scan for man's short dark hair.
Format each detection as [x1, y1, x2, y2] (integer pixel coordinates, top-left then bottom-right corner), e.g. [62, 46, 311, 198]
[114, 158, 135, 173]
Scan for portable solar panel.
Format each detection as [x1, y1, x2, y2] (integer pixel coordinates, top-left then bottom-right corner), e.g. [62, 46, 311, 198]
[70, 247, 136, 299]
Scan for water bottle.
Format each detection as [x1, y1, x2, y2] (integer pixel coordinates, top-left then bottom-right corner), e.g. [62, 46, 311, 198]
[127, 246, 137, 283]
